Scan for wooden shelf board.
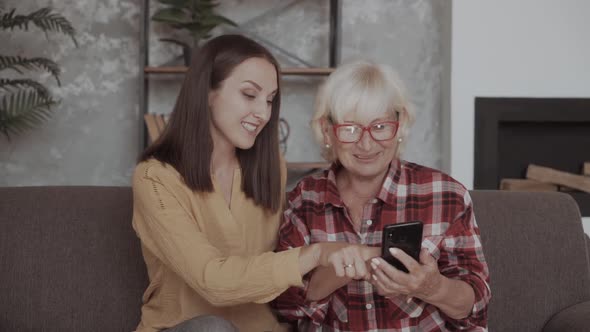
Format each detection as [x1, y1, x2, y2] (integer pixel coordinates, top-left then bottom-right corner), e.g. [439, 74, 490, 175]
[287, 162, 330, 170]
[144, 66, 185, 73]
[281, 68, 334, 76]
[145, 66, 334, 76]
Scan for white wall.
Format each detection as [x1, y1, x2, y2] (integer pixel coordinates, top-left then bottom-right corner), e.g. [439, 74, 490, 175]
[451, 0, 590, 234]
[451, 0, 590, 188]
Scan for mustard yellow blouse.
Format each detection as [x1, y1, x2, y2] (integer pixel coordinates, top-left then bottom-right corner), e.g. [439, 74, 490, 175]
[132, 159, 303, 332]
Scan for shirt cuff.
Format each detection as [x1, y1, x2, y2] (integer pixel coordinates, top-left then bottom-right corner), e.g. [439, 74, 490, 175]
[273, 247, 304, 289]
[445, 273, 490, 328]
[299, 298, 331, 323]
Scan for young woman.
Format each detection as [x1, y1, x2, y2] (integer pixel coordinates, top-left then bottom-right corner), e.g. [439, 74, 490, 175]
[132, 35, 378, 332]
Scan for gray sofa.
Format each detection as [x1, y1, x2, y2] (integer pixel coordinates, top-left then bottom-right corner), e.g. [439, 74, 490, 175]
[1, 187, 589, 331]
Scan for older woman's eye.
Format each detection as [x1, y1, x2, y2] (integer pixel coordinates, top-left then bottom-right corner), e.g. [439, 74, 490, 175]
[372, 123, 388, 131]
[242, 92, 256, 99]
[344, 125, 358, 133]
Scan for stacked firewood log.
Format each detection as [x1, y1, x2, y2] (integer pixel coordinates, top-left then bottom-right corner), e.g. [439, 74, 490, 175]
[500, 163, 590, 194]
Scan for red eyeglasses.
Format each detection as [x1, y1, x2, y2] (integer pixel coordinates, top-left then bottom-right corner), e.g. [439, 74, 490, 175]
[331, 121, 399, 143]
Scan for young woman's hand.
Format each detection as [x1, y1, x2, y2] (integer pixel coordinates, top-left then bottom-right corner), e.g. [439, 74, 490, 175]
[318, 243, 381, 279]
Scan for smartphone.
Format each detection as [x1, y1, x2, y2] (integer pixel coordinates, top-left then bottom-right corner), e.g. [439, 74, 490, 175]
[381, 221, 424, 272]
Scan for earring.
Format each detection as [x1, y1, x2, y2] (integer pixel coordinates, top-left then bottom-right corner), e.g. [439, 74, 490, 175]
[325, 144, 331, 149]
[398, 137, 403, 143]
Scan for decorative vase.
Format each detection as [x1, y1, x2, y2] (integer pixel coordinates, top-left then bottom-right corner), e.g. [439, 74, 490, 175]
[279, 118, 290, 154]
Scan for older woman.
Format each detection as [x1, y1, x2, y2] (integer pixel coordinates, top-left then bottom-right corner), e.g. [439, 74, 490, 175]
[272, 61, 490, 331]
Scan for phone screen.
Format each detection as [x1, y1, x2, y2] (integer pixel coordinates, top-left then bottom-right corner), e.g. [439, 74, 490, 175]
[381, 221, 423, 272]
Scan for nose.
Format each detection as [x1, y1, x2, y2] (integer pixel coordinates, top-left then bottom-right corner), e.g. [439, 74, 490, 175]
[357, 128, 373, 151]
[253, 99, 271, 122]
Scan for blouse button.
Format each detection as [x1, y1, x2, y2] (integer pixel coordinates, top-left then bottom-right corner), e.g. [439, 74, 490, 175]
[366, 303, 373, 310]
[366, 219, 373, 226]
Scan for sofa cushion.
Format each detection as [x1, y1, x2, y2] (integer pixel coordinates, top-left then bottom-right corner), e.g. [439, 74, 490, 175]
[0, 186, 148, 332]
[542, 301, 590, 332]
[471, 191, 590, 332]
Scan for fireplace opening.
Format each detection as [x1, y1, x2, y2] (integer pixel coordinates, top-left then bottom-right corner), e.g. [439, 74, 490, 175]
[474, 97, 590, 216]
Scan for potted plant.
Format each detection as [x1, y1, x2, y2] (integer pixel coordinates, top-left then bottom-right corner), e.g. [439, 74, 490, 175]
[152, 0, 237, 65]
[0, 7, 77, 140]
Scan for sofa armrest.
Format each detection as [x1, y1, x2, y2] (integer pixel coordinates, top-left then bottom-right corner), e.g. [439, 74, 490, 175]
[542, 301, 590, 332]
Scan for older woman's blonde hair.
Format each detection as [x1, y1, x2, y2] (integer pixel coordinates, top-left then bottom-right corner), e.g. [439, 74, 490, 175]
[311, 60, 415, 162]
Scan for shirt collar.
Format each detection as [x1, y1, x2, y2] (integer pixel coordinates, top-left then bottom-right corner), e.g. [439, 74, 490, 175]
[322, 163, 345, 208]
[376, 159, 402, 206]
[321, 159, 403, 208]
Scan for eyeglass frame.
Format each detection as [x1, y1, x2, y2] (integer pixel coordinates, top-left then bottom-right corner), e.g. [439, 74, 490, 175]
[329, 120, 400, 143]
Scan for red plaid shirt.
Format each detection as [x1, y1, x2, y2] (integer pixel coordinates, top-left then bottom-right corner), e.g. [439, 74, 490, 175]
[272, 160, 490, 331]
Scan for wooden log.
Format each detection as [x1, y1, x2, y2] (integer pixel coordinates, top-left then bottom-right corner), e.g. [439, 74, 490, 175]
[558, 186, 577, 192]
[154, 114, 166, 133]
[526, 164, 590, 194]
[143, 114, 160, 144]
[500, 178, 558, 192]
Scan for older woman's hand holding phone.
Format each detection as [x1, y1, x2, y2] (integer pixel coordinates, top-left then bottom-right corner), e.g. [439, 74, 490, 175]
[370, 246, 444, 302]
[370, 221, 476, 320]
[370, 220, 443, 301]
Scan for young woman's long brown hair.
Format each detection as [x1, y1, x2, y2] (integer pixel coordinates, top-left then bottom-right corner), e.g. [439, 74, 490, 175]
[139, 34, 283, 213]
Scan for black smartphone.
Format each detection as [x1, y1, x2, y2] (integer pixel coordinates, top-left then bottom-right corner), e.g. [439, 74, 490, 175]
[381, 221, 424, 272]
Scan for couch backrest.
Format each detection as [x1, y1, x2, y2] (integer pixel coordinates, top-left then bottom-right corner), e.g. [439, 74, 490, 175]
[2, 187, 589, 331]
[471, 190, 590, 332]
[0, 186, 147, 332]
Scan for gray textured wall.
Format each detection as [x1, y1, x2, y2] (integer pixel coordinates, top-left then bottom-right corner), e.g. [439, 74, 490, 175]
[1, 0, 448, 186]
[339, 0, 446, 169]
[0, 0, 140, 185]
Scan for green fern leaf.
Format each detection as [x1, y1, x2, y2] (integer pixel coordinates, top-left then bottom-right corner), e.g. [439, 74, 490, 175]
[0, 79, 50, 98]
[0, 7, 78, 46]
[152, 8, 189, 25]
[159, 38, 191, 50]
[151, 0, 235, 42]
[157, 0, 192, 9]
[0, 89, 58, 140]
[0, 56, 61, 85]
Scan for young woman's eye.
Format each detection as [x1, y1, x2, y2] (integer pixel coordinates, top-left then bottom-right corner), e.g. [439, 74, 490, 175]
[243, 92, 256, 99]
[266, 100, 273, 106]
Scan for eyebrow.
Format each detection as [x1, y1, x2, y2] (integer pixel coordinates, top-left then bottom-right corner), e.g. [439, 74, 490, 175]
[243, 80, 278, 95]
[342, 117, 395, 125]
[371, 117, 396, 123]
[243, 80, 262, 90]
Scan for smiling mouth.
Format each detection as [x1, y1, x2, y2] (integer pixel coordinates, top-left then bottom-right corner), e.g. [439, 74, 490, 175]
[241, 121, 258, 133]
[353, 152, 381, 160]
